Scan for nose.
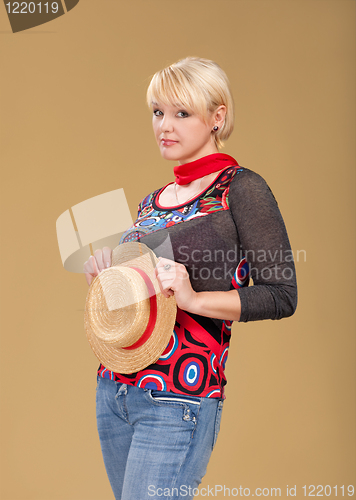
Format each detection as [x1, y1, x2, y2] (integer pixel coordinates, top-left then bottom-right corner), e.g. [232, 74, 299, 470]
[160, 114, 174, 133]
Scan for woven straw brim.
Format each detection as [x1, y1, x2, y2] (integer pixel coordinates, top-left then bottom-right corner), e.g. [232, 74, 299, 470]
[84, 242, 177, 374]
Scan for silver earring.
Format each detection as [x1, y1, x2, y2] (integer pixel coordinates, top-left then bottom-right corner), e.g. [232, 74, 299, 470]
[213, 126, 219, 131]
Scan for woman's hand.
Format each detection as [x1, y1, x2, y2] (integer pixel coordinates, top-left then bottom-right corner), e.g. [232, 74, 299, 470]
[154, 256, 242, 320]
[83, 247, 112, 286]
[154, 257, 198, 312]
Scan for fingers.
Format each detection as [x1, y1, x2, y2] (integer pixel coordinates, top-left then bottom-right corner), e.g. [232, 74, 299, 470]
[83, 247, 112, 286]
[93, 249, 106, 272]
[84, 271, 94, 287]
[154, 258, 173, 298]
[83, 252, 185, 295]
[155, 258, 187, 278]
[102, 246, 112, 269]
[154, 258, 188, 298]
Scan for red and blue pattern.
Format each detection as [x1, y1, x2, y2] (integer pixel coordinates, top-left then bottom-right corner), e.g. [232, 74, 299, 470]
[120, 167, 244, 243]
[232, 258, 250, 288]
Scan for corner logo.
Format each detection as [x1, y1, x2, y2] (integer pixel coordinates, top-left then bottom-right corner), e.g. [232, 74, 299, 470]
[3, 0, 80, 33]
[56, 189, 134, 273]
[56, 189, 175, 275]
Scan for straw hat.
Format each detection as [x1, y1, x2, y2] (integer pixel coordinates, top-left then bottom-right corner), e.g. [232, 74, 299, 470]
[84, 242, 177, 373]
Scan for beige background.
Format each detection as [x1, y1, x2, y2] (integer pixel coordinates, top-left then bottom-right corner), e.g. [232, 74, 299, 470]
[0, 1, 355, 499]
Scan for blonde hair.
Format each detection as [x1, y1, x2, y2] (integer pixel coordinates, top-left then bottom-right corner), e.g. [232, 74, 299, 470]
[146, 57, 235, 149]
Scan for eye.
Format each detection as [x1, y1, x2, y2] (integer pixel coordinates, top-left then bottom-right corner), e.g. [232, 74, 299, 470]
[153, 109, 163, 117]
[177, 111, 189, 118]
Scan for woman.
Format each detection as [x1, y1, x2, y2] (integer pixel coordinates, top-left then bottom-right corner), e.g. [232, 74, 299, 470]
[84, 57, 297, 499]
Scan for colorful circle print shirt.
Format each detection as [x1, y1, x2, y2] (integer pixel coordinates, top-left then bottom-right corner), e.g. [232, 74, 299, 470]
[98, 157, 297, 399]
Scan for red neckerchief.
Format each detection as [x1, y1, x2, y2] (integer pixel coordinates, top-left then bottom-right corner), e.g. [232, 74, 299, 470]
[174, 153, 239, 185]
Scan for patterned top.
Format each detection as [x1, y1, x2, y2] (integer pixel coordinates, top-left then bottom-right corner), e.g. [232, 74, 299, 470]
[97, 163, 297, 399]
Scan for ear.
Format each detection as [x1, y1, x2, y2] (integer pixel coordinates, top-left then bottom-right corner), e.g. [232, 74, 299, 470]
[213, 105, 227, 128]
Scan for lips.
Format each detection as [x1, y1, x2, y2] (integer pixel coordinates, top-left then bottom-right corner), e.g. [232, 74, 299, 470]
[161, 139, 178, 146]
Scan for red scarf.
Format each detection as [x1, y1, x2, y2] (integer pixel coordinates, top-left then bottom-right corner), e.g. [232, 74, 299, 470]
[174, 153, 239, 185]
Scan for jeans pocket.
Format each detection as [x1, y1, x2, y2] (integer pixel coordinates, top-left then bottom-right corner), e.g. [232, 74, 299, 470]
[212, 400, 224, 449]
[145, 390, 201, 426]
[149, 390, 201, 406]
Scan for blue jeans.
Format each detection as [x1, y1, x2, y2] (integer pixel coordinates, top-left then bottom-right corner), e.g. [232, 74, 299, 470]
[96, 376, 224, 499]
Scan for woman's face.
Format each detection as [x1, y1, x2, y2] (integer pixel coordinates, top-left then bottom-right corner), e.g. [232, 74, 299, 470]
[151, 101, 218, 165]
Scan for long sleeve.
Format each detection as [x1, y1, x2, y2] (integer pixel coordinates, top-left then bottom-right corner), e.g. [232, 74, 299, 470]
[228, 169, 298, 322]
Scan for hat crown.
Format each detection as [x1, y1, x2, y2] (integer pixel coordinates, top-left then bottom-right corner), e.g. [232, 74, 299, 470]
[86, 266, 152, 348]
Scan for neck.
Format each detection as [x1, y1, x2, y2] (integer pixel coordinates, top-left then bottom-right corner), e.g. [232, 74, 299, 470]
[177, 146, 219, 166]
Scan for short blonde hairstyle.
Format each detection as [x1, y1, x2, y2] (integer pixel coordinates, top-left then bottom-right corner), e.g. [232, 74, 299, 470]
[146, 57, 235, 149]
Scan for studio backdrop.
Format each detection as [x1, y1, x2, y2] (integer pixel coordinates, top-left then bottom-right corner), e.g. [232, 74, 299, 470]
[0, 1, 355, 499]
